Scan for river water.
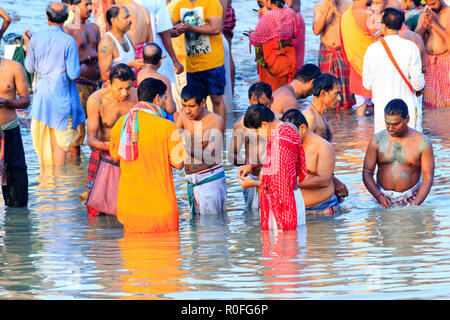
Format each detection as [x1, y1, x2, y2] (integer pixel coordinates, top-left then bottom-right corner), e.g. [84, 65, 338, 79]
[0, 0, 449, 300]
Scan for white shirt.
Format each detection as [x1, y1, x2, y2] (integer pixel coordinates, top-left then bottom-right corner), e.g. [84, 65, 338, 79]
[135, 0, 176, 83]
[363, 35, 425, 133]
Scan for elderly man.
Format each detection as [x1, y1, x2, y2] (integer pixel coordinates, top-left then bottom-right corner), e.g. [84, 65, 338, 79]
[24, 2, 85, 167]
[415, 0, 450, 107]
[363, 8, 425, 134]
[363, 99, 434, 207]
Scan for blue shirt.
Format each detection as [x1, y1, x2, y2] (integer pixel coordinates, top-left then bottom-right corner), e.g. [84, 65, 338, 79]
[25, 25, 85, 131]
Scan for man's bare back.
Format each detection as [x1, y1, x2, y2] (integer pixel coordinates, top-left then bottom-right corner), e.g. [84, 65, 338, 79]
[271, 84, 299, 115]
[399, 28, 428, 72]
[117, 0, 153, 45]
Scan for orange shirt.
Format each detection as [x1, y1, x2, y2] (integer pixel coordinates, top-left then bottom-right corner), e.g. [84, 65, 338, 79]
[110, 111, 187, 233]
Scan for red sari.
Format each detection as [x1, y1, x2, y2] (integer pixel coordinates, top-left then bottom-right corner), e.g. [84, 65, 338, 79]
[260, 124, 307, 231]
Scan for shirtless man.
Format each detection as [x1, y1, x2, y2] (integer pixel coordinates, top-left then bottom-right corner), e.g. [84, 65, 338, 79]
[84, 64, 138, 210]
[415, 0, 450, 107]
[0, 6, 11, 44]
[303, 73, 349, 202]
[98, 5, 143, 82]
[363, 99, 434, 207]
[136, 43, 176, 115]
[0, 57, 30, 208]
[313, 0, 354, 110]
[175, 83, 226, 215]
[64, 0, 101, 156]
[270, 64, 322, 115]
[281, 109, 340, 215]
[228, 82, 272, 210]
[114, 0, 153, 60]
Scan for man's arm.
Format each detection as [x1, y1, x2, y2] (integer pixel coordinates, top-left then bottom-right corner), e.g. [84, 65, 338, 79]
[298, 144, 334, 189]
[0, 62, 30, 109]
[362, 136, 391, 208]
[427, 7, 450, 51]
[0, 7, 11, 41]
[178, 15, 223, 35]
[313, 2, 331, 36]
[98, 37, 114, 82]
[414, 137, 434, 205]
[86, 95, 109, 152]
[66, 38, 81, 80]
[227, 121, 247, 166]
[164, 76, 176, 114]
[160, 30, 184, 74]
[409, 44, 425, 92]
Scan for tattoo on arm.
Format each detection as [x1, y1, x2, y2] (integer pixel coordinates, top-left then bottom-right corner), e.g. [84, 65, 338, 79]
[100, 45, 107, 54]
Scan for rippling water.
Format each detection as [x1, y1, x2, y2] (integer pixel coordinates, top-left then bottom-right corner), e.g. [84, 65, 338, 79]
[0, 0, 449, 299]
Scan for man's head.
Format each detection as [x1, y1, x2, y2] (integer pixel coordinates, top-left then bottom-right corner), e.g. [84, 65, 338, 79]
[143, 43, 163, 68]
[47, 2, 69, 25]
[181, 84, 208, 120]
[312, 74, 341, 109]
[106, 5, 131, 32]
[71, 0, 93, 20]
[108, 63, 136, 101]
[381, 7, 404, 31]
[138, 78, 168, 107]
[281, 109, 309, 141]
[425, 0, 443, 12]
[267, 0, 286, 9]
[371, 0, 388, 13]
[384, 99, 410, 136]
[293, 64, 322, 98]
[243, 103, 276, 138]
[248, 82, 273, 107]
[401, 0, 421, 10]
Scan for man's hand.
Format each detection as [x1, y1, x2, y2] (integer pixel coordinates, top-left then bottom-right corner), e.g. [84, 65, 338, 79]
[0, 98, 10, 108]
[176, 23, 191, 34]
[128, 59, 144, 70]
[238, 176, 258, 189]
[22, 30, 31, 43]
[377, 193, 391, 208]
[238, 164, 255, 179]
[334, 178, 349, 202]
[173, 59, 184, 74]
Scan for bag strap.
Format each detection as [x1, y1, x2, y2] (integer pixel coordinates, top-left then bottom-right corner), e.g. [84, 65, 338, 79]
[379, 37, 415, 94]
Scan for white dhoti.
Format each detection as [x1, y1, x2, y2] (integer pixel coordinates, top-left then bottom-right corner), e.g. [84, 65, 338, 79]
[186, 165, 227, 215]
[222, 34, 233, 114]
[378, 178, 422, 206]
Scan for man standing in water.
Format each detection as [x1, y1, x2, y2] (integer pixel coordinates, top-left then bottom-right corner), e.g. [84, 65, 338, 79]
[176, 83, 226, 215]
[363, 99, 434, 207]
[313, 0, 354, 110]
[0, 56, 30, 207]
[85, 64, 138, 215]
[270, 64, 322, 115]
[65, 0, 102, 157]
[415, 0, 450, 107]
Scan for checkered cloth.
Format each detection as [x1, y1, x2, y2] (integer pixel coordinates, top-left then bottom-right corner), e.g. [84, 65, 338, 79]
[86, 148, 110, 216]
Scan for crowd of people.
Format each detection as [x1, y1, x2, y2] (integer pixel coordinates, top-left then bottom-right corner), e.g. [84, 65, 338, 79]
[0, 0, 446, 233]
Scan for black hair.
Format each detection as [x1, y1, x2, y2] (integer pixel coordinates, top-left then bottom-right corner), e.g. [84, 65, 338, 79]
[61, 0, 72, 4]
[109, 63, 136, 83]
[312, 74, 340, 97]
[181, 83, 208, 105]
[384, 99, 409, 119]
[138, 78, 167, 103]
[46, 3, 69, 23]
[294, 63, 322, 82]
[143, 43, 162, 65]
[382, 7, 405, 31]
[106, 5, 121, 26]
[270, 0, 286, 8]
[243, 104, 276, 129]
[72, 0, 82, 5]
[281, 109, 309, 128]
[411, 0, 422, 7]
[248, 82, 272, 100]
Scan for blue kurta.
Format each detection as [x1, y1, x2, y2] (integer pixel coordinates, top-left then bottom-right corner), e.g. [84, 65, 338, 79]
[25, 25, 85, 131]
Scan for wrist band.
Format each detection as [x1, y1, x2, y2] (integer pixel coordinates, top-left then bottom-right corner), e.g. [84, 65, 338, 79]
[363, 168, 375, 174]
[376, 193, 384, 199]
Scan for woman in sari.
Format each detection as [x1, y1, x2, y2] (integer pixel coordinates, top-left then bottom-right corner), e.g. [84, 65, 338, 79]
[250, 0, 297, 91]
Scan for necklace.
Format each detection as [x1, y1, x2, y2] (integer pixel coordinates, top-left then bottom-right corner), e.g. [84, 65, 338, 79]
[311, 103, 333, 142]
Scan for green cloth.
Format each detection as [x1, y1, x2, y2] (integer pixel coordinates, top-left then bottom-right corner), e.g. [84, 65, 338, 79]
[186, 170, 225, 215]
[12, 39, 34, 88]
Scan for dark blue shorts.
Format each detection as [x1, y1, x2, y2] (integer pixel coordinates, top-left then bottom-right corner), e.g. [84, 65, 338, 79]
[187, 65, 226, 96]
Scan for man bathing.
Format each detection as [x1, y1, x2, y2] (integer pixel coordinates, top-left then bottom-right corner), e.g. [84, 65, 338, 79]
[363, 99, 434, 207]
[175, 84, 227, 215]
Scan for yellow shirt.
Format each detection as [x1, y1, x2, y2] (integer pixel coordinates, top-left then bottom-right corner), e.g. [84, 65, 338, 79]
[110, 112, 186, 233]
[171, 0, 224, 73]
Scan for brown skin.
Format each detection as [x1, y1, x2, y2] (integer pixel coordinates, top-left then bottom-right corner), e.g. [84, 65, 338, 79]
[175, 98, 225, 174]
[363, 114, 435, 207]
[297, 123, 336, 208]
[415, 0, 450, 55]
[0, 59, 31, 125]
[398, 28, 428, 74]
[313, 0, 352, 48]
[97, 5, 144, 82]
[64, 0, 101, 81]
[0, 6, 11, 44]
[271, 78, 315, 115]
[286, 0, 301, 12]
[86, 78, 138, 152]
[114, 0, 153, 45]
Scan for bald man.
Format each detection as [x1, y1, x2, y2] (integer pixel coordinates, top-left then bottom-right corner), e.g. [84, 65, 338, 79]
[136, 43, 176, 115]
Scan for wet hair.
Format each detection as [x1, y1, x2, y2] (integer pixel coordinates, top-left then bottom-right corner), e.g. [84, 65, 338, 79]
[294, 64, 322, 83]
[72, 0, 83, 5]
[143, 43, 162, 65]
[243, 104, 276, 129]
[411, 0, 422, 7]
[384, 99, 409, 119]
[46, 3, 69, 23]
[312, 74, 340, 97]
[109, 63, 136, 83]
[138, 78, 167, 103]
[106, 5, 121, 26]
[281, 109, 309, 128]
[248, 82, 272, 100]
[382, 7, 405, 31]
[181, 83, 208, 105]
[270, 0, 286, 8]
